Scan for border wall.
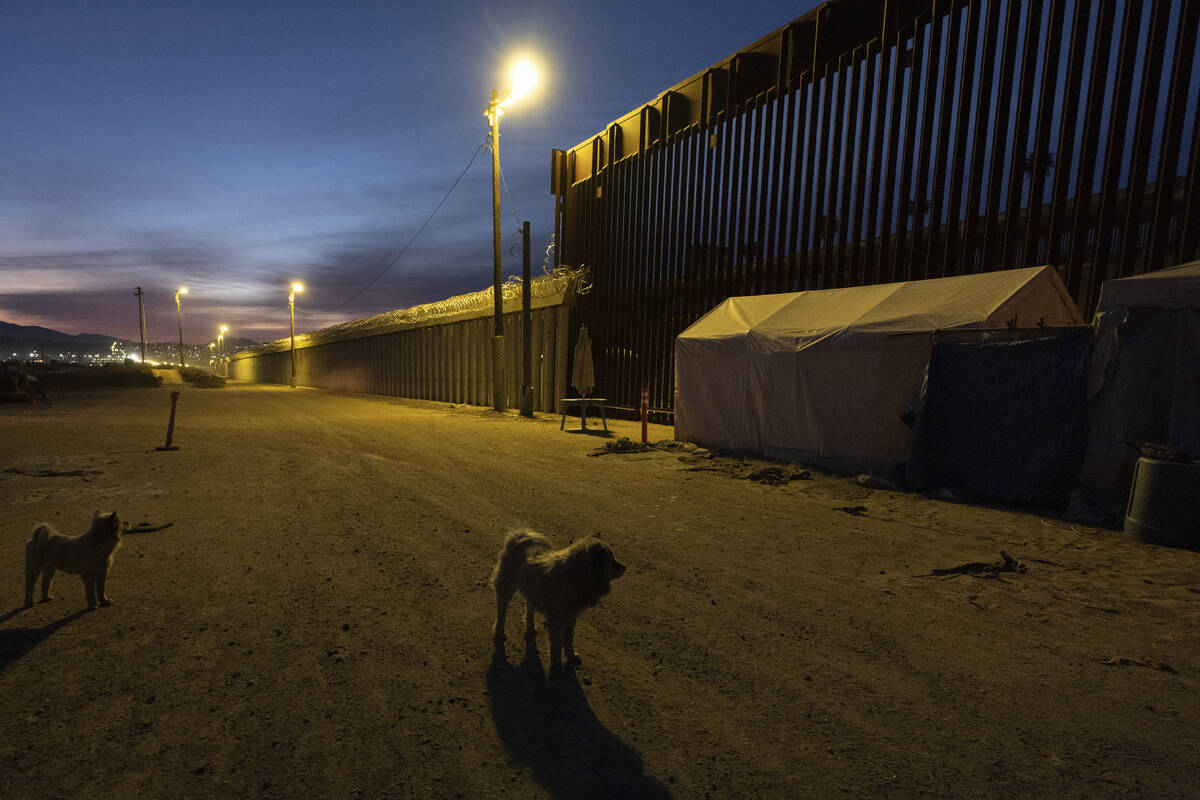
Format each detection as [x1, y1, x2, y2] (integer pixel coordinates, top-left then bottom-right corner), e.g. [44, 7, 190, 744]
[553, 0, 1200, 419]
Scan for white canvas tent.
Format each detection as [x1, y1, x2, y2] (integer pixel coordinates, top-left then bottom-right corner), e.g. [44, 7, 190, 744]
[1081, 260, 1200, 501]
[1094, 259, 1200, 310]
[675, 266, 1083, 472]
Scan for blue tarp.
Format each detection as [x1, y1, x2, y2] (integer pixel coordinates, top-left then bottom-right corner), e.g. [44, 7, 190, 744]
[908, 328, 1093, 506]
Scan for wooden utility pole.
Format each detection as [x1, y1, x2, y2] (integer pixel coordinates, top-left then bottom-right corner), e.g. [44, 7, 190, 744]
[134, 286, 147, 362]
[520, 220, 532, 417]
[488, 89, 506, 412]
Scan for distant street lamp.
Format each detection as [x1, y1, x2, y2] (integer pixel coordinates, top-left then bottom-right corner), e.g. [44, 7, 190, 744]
[288, 283, 303, 387]
[208, 342, 215, 366]
[484, 58, 540, 412]
[174, 287, 188, 367]
[217, 324, 227, 359]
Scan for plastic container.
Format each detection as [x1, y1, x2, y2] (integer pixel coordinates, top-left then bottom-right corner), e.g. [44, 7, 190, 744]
[1124, 457, 1200, 547]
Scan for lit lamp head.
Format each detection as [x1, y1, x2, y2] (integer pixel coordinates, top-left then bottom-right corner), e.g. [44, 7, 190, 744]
[490, 57, 541, 120]
[289, 282, 304, 302]
[175, 286, 188, 303]
[508, 58, 540, 103]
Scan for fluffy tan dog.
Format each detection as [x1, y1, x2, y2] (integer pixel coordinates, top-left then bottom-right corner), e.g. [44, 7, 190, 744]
[491, 528, 625, 670]
[24, 511, 125, 610]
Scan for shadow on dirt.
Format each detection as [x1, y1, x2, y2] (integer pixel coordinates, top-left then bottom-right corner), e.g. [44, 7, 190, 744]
[562, 427, 614, 437]
[487, 636, 671, 800]
[0, 608, 90, 674]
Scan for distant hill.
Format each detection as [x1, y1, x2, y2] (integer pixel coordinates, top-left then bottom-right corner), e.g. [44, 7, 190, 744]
[0, 321, 127, 357]
[0, 321, 259, 359]
[0, 321, 121, 349]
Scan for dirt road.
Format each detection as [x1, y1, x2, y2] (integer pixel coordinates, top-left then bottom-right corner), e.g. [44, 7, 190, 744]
[2, 383, 1197, 799]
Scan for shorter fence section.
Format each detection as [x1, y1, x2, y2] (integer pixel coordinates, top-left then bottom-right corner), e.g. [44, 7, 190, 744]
[228, 273, 581, 412]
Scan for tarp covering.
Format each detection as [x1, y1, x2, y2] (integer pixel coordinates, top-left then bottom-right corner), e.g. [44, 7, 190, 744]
[674, 266, 1083, 472]
[908, 328, 1093, 505]
[1082, 260, 1200, 502]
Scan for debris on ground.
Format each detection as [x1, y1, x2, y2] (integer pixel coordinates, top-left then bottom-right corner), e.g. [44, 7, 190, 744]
[654, 440, 712, 456]
[928, 550, 1027, 578]
[589, 436, 653, 455]
[745, 466, 811, 485]
[127, 521, 174, 534]
[835, 505, 868, 516]
[855, 471, 896, 490]
[4, 467, 98, 478]
[681, 459, 811, 484]
[1064, 488, 1118, 525]
[590, 438, 713, 458]
[590, 440, 813, 485]
[1097, 657, 1178, 673]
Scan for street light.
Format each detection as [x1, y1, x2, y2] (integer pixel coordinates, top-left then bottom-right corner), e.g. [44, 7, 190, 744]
[217, 324, 228, 376]
[484, 57, 540, 412]
[174, 287, 188, 367]
[288, 283, 303, 387]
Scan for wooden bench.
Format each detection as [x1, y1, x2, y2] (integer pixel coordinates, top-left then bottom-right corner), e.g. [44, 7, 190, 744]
[560, 397, 608, 432]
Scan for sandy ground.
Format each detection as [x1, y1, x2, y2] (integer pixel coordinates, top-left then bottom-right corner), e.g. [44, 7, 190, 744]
[1, 382, 1197, 800]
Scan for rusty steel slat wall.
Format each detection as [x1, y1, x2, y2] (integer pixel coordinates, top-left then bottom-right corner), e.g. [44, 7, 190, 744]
[227, 304, 571, 410]
[556, 0, 1200, 418]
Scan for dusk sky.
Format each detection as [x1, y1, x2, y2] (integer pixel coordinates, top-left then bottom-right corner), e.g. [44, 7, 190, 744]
[1, 0, 820, 346]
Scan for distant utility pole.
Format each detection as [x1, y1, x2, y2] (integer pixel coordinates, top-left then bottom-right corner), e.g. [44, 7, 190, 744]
[133, 286, 147, 362]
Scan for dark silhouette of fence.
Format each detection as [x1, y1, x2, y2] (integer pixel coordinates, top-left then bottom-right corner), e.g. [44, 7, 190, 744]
[553, 0, 1200, 418]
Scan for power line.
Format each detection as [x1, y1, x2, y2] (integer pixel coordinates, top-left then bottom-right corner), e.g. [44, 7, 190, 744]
[497, 159, 527, 258]
[497, 160, 522, 231]
[326, 141, 488, 312]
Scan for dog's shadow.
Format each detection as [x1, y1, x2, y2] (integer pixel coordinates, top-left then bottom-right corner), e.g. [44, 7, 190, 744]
[487, 636, 672, 800]
[0, 607, 90, 674]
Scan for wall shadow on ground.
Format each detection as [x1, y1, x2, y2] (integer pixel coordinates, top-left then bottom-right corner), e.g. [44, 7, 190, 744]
[487, 636, 671, 800]
[0, 607, 89, 674]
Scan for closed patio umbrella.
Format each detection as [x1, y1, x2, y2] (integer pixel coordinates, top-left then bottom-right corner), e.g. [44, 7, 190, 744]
[571, 325, 595, 397]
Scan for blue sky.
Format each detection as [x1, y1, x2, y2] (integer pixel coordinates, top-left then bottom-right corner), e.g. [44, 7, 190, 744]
[0, 0, 819, 344]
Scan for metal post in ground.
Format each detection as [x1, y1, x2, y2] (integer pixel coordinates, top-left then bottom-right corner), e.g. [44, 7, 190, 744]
[155, 390, 181, 451]
[641, 384, 649, 444]
[520, 220, 533, 417]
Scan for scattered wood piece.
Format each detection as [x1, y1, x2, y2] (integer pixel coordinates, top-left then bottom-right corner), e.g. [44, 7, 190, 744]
[589, 437, 652, 456]
[127, 521, 174, 534]
[1098, 656, 1178, 673]
[835, 505, 867, 516]
[930, 550, 1027, 578]
[1020, 557, 1062, 567]
[4, 467, 98, 478]
[744, 466, 810, 485]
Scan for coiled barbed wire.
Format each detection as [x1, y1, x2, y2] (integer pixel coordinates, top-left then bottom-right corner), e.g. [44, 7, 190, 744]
[240, 265, 591, 355]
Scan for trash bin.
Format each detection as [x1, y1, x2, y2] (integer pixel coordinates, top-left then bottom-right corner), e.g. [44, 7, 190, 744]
[1124, 457, 1200, 547]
